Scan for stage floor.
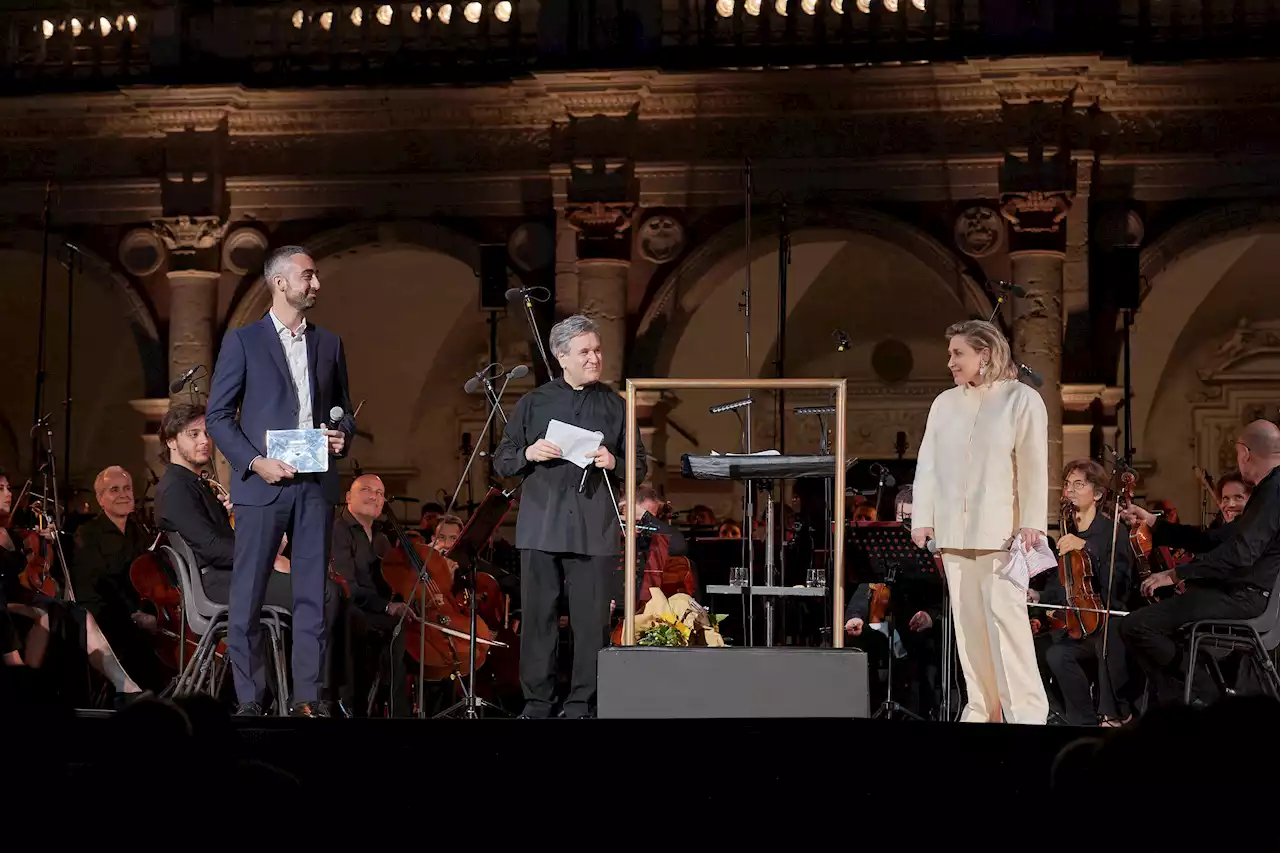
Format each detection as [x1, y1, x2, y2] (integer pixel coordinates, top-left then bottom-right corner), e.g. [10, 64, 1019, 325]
[37, 708, 1091, 832]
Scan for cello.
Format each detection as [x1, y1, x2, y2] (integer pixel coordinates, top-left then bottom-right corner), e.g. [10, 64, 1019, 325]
[379, 512, 491, 683]
[1057, 497, 1105, 639]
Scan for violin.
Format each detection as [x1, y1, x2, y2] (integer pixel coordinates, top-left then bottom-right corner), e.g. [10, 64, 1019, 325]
[2, 490, 64, 600]
[200, 470, 233, 530]
[868, 583, 890, 624]
[1057, 497, 1105, 639]
[1118, 472, 1186, 602]
[379, 512, 491, 682]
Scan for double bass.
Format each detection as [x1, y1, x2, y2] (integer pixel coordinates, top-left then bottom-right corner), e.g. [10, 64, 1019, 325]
[1057, 497, 1105, 639]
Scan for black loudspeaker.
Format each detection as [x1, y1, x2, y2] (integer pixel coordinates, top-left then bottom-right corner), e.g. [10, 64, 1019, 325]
[479, 244, 510, 310]
[598, 647, 870, 718]
[1100, 246, 1141, 310]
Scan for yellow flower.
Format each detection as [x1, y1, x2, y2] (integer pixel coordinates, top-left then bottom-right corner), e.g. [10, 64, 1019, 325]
[676, 621, 691, 639]
[659, 611, 678, 625]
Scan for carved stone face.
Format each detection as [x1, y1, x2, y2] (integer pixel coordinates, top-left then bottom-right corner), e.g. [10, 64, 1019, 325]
[638, 214, 686, 264]
[954, 206, 1004, 258]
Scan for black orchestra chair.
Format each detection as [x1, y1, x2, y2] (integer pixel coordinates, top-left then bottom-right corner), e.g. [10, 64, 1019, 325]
[164, 534, 293, 713]
[1181, 572, 1280, 704]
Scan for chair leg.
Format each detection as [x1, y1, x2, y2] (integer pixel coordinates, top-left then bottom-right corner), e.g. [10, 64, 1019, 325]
[1183, 631, 1201, 705]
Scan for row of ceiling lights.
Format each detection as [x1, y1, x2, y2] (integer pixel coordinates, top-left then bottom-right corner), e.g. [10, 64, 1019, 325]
[294, 2, 513, 29]
[717, 0, 926, 15]
[39, 14, 138, 39]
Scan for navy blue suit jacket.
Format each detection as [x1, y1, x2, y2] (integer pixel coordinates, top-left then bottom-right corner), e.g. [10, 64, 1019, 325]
[207, 314, 355, 507]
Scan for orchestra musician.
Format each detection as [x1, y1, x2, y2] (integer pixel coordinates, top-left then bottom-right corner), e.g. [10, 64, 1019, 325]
[154, 401, 352, 711]
[71, 466, 164, 692]
[1118, 420, 1280, 707]
[493, 314, 647, 720]
[1, 468, 144, 702]
[911, 319, 1050, 725]
[330, 474, 410, 717]
[1030, 459, 1134, 726]
[1215, 470, 1252, 525]
[845, 486, 944, 718]
[206, 245, 355, 718]
[621, 484, 689, 607]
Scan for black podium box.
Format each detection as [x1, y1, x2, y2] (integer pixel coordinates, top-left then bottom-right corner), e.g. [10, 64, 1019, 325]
[597, 647, 869, 719]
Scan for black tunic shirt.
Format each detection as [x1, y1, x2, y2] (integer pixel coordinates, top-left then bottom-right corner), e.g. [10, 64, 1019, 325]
[331, 509, 394, 616]
[1174, 465, 1280, 592]
[1041, 510, 1133, 606]
[71, 513, 149, 621]
[492, 378, 647, 557]
[155, 463, 235, 570]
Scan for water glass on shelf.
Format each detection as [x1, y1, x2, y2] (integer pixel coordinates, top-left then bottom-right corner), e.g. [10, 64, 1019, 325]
[729, 566, 749, 587]
[807, 566, 827, 589]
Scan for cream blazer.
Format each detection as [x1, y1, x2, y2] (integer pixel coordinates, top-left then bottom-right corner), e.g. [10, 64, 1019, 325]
[912, 379, 1048, 551]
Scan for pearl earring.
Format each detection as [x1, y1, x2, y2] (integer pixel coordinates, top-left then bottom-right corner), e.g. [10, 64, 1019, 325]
[979, 362, 987, 377]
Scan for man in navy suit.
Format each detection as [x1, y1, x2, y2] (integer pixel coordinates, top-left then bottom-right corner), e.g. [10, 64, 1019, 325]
[207, 245, 355, 717]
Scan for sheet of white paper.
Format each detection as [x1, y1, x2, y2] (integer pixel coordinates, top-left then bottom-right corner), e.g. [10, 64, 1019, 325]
[709, 449, 781, 457]
[545, 419, 604, 470]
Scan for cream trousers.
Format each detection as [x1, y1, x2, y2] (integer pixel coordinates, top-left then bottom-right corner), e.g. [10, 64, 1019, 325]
[941, 548, 1048, 725]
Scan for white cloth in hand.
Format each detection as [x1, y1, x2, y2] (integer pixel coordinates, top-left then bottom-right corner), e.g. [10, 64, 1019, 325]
[1001, 532, 1057, 592]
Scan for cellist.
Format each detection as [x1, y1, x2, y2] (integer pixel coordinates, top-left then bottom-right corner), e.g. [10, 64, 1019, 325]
[1029, 459, 1133, 726]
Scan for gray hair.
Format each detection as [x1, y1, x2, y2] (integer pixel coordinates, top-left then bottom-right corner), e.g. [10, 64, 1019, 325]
[263, 245, 309, 286]
[548, 314, 600, 358]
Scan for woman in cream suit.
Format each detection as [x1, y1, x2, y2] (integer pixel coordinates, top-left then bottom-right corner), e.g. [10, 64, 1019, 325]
[910, 320, 1049, 724]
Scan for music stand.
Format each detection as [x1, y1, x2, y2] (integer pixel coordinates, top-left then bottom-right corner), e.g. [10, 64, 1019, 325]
[846, 522, 939, 721]
[437, 487, 513, 718]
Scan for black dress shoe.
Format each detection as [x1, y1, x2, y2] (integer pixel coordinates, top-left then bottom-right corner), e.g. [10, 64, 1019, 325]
[290, 700, 331, 718]
[234, 702, 265, 717]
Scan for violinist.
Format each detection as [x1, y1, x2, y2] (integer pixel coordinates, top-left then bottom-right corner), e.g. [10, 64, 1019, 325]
[1118, 420, 1280, 707]
[0, 468, 145, 703]
[1030, 459, 1133, 726]
[844, 486, 943, 718]
[330, 474, 410, 717]
[155, 404, 295, 611]
[911, 319, 1049, 725]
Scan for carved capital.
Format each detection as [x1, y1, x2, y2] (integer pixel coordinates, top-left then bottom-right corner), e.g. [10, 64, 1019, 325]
[565, 201, 635, 242]
[153, 216, 228, 253]
[999, 191, 1073, 234]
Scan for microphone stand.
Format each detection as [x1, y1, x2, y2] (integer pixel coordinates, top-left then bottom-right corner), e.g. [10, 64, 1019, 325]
[742, 157, 756, 647]
[31, 181, 53, 473]
[512, 286, 555, 379]
[60, 244, 77, 502]
[447, 372, 513, 513]
[32, 415, 75, 601]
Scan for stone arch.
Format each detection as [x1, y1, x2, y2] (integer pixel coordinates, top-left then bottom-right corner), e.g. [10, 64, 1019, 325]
[1131, 201, 1280, 454]
[0, 228, 165, 395]
[224, 219, 481, 330]
[632, 205, 991, 377]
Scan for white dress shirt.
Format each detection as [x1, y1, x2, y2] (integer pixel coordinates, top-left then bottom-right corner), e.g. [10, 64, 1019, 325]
[269, 310, 312, 430]
[912, 378, 1048, 551]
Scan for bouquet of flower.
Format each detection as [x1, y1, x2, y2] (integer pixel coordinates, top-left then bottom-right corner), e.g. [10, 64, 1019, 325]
[633, 589, 728, 647]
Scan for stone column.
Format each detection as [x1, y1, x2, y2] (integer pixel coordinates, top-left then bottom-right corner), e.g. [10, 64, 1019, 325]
[565, 201, 635, 386]
[1010, 249, 1065, 521]
[154, 216, 227, 400]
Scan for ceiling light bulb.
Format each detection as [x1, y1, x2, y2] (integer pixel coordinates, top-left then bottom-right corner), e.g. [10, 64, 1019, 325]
[831, 0, 843, 11]
[494, 1, 512, 22]
[745, 0, 761, 13]
[350, 7, 363, 25]
[884, 0, 898, 10]
[439, 4, 452, 23]
[775, 0, 787, 15]
[464, 2, 482, 22]
[70, 18, 82, 37]
[716, 0, 735, 16]
[319, 10, 333, 29]
[291, 10, 305, 28]
[801, 0, 817, 12]
[41, 19, 54, 38]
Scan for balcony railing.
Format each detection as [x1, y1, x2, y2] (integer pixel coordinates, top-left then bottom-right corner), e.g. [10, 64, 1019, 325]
[3, 1, 1280, 93]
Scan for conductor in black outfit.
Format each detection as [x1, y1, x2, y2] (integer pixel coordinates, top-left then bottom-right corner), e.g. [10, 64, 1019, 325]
[493, 314, 647, 719]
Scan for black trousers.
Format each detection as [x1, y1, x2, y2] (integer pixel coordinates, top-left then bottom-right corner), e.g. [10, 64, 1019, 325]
[1119, 583, 1268, 706]
[1045, 616, 1132, 725]
[520, 549, 613, 718]
[357, 610, 409, 717]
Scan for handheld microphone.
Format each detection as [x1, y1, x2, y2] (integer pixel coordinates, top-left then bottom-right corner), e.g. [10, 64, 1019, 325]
[169, 365, 204, 394]
[327, 406, 344, 428]
[925, 537, 938, 555]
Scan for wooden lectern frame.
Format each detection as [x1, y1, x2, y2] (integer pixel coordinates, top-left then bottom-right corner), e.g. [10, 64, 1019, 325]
[622, 378, 848, 647]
